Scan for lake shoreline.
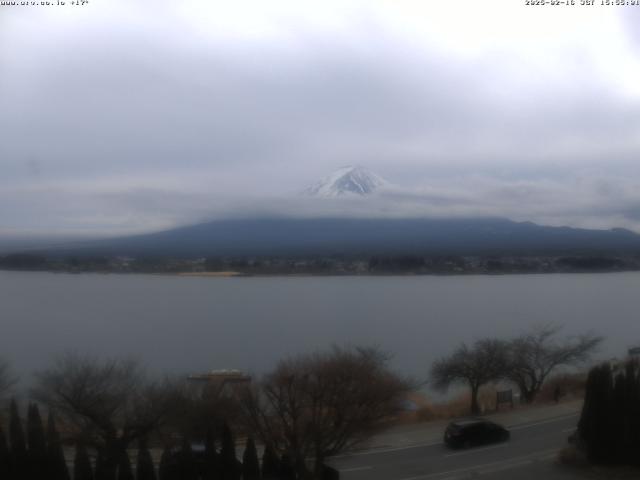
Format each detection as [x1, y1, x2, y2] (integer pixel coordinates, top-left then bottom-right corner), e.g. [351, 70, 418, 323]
[3, 267, 640, 278]
[4, 252, 640, 276]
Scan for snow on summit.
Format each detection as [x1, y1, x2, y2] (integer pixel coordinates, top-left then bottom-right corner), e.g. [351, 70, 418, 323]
[304, 166, 387, 197]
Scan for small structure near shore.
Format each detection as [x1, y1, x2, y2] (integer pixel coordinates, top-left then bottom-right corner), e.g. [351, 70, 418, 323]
[495, 389, 515, 410]
[187, 369, 251, 395]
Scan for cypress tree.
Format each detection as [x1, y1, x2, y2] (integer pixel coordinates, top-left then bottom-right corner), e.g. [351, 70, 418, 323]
[611, 372, 627, 463]
[203, 428, 220, 480]
[178, 438, 197, 480]
[628, 362, 640, 465]
[47, 411, 71, 480]
[629, 361, 640, 466]
[261, 445, 280, 480]
[594, 364, 614, 464]
[73, 444, 94, 480]
[578, 367, 596, 441]
[241, 437, 260, 480]
[578, 360, 640, 466]
[279, 454, 295, 480]
[220, 424, 239, 480]
[27, 403, 47, 480]
[94, 449, 110, 480]
[0, 426, 11, 480]
[578, 366, 598, 461]
[136, 439, 156, 480]
[619, 361, 640, 465]
[116, 451, 134, 480]
[158, 446, 175, 480]
[578, 364, 615, 464]
[321, 465, 340, 480]
[9, 399, 27, 480]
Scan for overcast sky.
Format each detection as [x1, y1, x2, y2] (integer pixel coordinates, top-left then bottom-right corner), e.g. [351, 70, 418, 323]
[2, 0, 640, 237]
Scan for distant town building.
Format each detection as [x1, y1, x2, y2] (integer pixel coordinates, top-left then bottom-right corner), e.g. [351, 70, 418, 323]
[628, 346, 640, 358]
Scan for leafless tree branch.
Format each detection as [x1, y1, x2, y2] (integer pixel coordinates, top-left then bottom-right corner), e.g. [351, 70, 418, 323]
[239, 345, 412, 479]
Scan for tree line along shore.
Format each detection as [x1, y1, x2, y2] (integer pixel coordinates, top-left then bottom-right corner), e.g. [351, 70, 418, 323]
[3, 252, 640, 275]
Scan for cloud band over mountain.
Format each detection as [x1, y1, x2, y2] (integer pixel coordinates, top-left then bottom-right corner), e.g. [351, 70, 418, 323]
[2, 1, 640, 237]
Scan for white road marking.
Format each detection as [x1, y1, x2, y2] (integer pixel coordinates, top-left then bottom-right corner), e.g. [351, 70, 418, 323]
[443, 443, 507, 458]
[332, 441, 442, 459]
[436, 453, 557, 480]
[340, 466, 372, 472]
[509, 412, 578, 431]
[478, 452, 556, 474]
[397, 448, 558, 480]
[510, 414, 534, 422]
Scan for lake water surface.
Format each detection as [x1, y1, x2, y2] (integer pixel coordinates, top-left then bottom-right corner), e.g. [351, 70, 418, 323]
[2, 271, 639, 384]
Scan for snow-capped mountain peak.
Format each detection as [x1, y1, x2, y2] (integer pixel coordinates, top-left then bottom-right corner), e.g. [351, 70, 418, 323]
[304, 166, 387, 197]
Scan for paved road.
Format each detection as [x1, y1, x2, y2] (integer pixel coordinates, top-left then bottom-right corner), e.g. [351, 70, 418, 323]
[328, 413, 579, 480]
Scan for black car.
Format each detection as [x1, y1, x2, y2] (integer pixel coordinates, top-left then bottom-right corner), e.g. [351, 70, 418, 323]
[444, 418, 510, 449]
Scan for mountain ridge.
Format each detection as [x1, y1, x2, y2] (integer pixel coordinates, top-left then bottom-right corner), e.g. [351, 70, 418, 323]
[34, 216, 640, 258]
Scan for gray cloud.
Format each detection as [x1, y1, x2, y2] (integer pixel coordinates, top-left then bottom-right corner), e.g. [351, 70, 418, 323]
[2, 1, 640, 236]
[6, 169, 640, 237]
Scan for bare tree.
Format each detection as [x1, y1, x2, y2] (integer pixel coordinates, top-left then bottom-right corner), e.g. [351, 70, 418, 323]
[239, 346, 412, 479]
[0, 358, 15, 430]
[158, 376, 242, 443]
[32, 352, 175, 480]
[506, 324, 602, 403]
[0, 359, 16, 399]
[431, 339, 509, 415]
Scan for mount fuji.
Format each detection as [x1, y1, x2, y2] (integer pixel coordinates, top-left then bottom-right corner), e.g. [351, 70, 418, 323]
[304, 166, 387, 197]
[19, 166, 640, 259]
